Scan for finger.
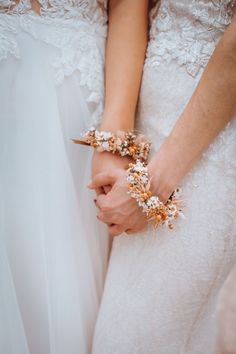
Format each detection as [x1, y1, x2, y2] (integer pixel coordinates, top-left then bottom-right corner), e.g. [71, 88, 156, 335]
[97, 211, 116, 225]
[108, 224, 125, 237]
[125, 223, 147, 235]
[103, 185, 112, 194]
[96, 193, 120, 214]
[95, 187, 104, 196]
[95, 185, 111, 196]
[96, 194, 109, 210]
[125, 227, 142, 235]
[88, 172, 116, 190]
[97, 214, 111, 226]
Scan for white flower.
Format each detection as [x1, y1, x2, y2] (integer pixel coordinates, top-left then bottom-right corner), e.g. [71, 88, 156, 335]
[140, 175, 148, 185]
[101, 131, 113, 140]
[101, 142, 110, 150]
[134, 161, 146, 173]
[127, 175, 134, 183]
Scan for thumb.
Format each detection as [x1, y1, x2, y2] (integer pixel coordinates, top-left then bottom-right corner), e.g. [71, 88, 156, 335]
[88, 172, 116, 190]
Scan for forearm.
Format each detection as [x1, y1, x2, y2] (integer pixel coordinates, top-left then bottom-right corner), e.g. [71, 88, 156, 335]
[149, 16, 236, 200]
[100, 0, 148, 132]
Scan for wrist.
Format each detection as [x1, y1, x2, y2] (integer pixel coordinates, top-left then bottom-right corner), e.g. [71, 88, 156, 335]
[126, 160, 182, 229]
[147, 156, 178, 203]
[100, 112, 135, 133]
[93, 149, 131, 163]
[74, 127, 150, 162]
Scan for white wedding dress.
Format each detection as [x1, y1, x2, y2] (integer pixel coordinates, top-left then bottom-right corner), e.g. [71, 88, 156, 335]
[0, 1, 108, 354]
[93, 1, 236, 353]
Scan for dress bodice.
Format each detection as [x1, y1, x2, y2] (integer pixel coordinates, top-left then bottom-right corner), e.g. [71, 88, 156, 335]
[147, 0, 236, 77]
[0, 0, 108, 126]
[0, 0, 107, 23]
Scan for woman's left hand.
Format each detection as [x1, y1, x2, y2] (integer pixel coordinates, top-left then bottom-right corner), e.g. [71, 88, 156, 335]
[91, 151, 131, 195]
[89, 169, 147, 236]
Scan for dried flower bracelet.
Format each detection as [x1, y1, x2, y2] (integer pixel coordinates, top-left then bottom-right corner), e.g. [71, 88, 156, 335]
[72, 127, 151, 161]
[126, 160, 183, 229]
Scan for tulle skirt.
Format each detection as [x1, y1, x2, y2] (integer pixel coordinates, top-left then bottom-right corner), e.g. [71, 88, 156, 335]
[0, 14, 108, 354]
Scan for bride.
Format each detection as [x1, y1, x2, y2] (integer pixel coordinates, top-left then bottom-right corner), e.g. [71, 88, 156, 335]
[0, 0, 149, 353]
[0, 1, 109, 353]
[91, 0, 236, 353]
[0, 1, 150, 352]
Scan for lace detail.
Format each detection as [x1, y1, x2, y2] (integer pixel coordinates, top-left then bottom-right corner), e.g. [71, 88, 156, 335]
[146, 0, 236, 77]
[203, 119, 236, 172]
[93, 2, 236, 353]
[138, 0, 236, 178]
[0, 0, 107, 21]
[0, 15, 20, 60]
[0, 1, 107, 125]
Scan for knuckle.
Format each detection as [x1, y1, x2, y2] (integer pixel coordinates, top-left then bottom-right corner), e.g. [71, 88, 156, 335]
[97, 211, 104, 221]
[100, 205, 108, 213]
[100, 200, 111, 212]
[96, 197, 102, 208]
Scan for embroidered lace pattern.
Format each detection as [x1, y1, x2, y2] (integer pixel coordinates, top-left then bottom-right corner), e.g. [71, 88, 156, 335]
[140, 0, 236, 173]
[146, 0, 236, 77]
[92, 4, 236, 352]
[0, 0, 107, 125]
[0, 0, 107, 21]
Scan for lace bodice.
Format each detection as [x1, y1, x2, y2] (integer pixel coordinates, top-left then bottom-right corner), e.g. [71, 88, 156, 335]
[0, 0, 107, 22]
[146, 0, 236, 77]
[139, 0, 236, 176]
[0, 0, 107, 125]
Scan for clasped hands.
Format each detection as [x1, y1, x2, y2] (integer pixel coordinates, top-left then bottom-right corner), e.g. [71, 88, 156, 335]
[89, 152, 147, 236]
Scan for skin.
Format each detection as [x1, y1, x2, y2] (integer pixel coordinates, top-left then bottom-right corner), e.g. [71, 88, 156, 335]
[14, 0, 42, 14]
[14, 0, 149, 230]
[90, 13, 236, 236]
[91, 0, 149, 199]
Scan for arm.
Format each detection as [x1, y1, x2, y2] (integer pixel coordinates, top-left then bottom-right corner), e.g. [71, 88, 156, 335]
[90, 15, 236, 235]
[92, 0, 148, 194]
[149, 15, 236, 201]
[101, 0, 149, 132]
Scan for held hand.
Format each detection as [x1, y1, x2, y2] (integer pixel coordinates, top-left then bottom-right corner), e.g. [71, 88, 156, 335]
[91, 151, 131, 195]
[89, 153, 180, 236]
[89, 169, 147, 236]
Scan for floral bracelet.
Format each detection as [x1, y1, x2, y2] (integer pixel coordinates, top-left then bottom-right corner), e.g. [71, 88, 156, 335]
[72, 127, 151, 161]
[126, 160, 183, 229]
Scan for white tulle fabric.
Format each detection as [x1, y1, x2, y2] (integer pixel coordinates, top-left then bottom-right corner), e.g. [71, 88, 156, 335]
[0, 3, 108, 354]
[0, 0, 107, 126]
[93, 1, 236, 354]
